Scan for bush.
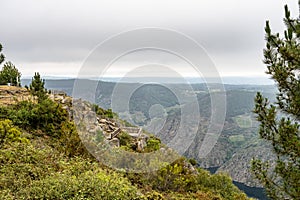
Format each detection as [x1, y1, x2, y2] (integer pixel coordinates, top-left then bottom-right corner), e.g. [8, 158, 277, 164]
[16, 170, 141, 200]
[118, 132, 132, 147]
[0, 99, 91, 158]
[144, 136, 161, 152]
[0, 99, 69, 138]
[92, 104, 114, 119]
[0, 141, 141, 200]
[141, 158, 248, 200]
[188, 158, 197, 166]
[58, 121, 91, 158]
[0, 119, 28, 147]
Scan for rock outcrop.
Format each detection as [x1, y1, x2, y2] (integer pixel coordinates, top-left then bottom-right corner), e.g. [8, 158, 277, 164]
[49, 91, 150, 151]
[0, 86, 34, 105]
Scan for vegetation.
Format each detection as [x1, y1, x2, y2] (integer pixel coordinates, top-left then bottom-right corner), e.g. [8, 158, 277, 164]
[0, 61, 21, 86]
[29, 72, 47, 102]
[234, 115, 252, 128]
[0, 142, 141, 200]
[0, 88, 249, 199]
[128, 84, 179, 120]
[0, 41, 250, 199]
[251, 2, 300, 199]
[0, 76, 141, 199]
[126, 158, 249, 200]
[0, 100, 250, 199]
[92, 104, 114, 118]
[0, 45, 21, 86]
[229, 135, 245, 147]
[144, 135, 161, 152]
[0, 44, 4, 65]
[0, 119, 28, 148]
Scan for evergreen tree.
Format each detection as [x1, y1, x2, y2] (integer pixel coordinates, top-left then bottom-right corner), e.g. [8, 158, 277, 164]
[0, 61, 21, 86]
[30, 72, 47, 102]
[0, 43, 5, 65]
[251, 2, 300, 199]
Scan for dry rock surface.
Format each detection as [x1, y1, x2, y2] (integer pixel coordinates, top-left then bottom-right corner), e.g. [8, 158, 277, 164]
[50, 91, 150, 150]
[0, 86, 34, 105]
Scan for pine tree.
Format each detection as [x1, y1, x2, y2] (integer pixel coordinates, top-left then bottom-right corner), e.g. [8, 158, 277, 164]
[0, 61, 21, 86]
[0, 43, 5, 65]
[30, 72, 47, 102]
[251, 2, 300, 199]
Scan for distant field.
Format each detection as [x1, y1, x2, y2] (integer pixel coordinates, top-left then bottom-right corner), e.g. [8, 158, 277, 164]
[234, 115, 252, 128]
[229, 135, 245, 143]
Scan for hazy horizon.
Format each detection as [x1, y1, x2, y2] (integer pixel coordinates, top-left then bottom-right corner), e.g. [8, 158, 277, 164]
[21, 75, 275, 85]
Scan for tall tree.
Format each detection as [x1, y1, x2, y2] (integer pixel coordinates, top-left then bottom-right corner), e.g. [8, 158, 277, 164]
[0, 61, 21, 86]
[30, 72, 47, 102]
[251, 2, 300, 199]
[0, 43, 5, 65]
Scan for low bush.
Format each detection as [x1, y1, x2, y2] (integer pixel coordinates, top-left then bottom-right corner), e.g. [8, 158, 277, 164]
[0, 141, 141, 200]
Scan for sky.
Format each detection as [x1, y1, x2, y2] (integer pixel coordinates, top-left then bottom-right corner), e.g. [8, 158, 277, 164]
[0, 0, 299, 79]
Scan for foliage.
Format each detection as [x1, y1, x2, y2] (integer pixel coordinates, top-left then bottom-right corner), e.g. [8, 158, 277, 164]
[0, 98, 90, 158]
[188, 158, 197, 166]
[128, 84, 179, 120]
[0, 43, 5, 65]
[58, 121, 90, 158]
[0, 69, 251, 199]
[0, 119, 28, 147]
[139, 158, 248, 200]
[92, 104, 114, 118]
[29, 72, 47, 102]
[0, 99, 250, 200]
[0, 142, 141, 200]
[32, 98, 68, 136]
[0, 99, 68, 136]
[118, 131, 133, 147]
[16, 171, 140, 200]
[0, 61, 21, 86]
[144, 136, 161, 152]
[106, 108, 114, 118]
[117, 132, 161, 153]
[251, 2, 300, 199]
[144, 191, 165, 200]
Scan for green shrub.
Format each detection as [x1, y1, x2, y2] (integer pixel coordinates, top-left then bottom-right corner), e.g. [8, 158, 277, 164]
[106, 108, 114, 118]
[139, 158, 248, 200]
[0, 119, 28, 147]
[0, 141, 141, 200]
[58, 121, 91, 158]
[0, 99, 69, 138]
[92, 104, 114, 119]
[144, 136, 161, 152]
[118, 132, 132, 147]
[188, 158, 197, 166]
[16, 170, 141, 200]
[144, 191, 165, 200]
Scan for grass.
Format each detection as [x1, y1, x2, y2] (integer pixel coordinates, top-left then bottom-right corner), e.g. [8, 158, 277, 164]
[234, 115, 252, 128]
[229, 135, 245, 143]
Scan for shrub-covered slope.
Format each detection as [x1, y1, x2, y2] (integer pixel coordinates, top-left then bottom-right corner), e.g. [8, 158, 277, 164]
[0, 86, 250, 199]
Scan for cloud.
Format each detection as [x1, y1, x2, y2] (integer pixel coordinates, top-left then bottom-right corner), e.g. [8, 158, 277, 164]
[0, 0, 298, 76]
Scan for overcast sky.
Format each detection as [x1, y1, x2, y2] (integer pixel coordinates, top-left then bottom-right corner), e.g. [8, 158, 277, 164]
[0, 0, 299, 78]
